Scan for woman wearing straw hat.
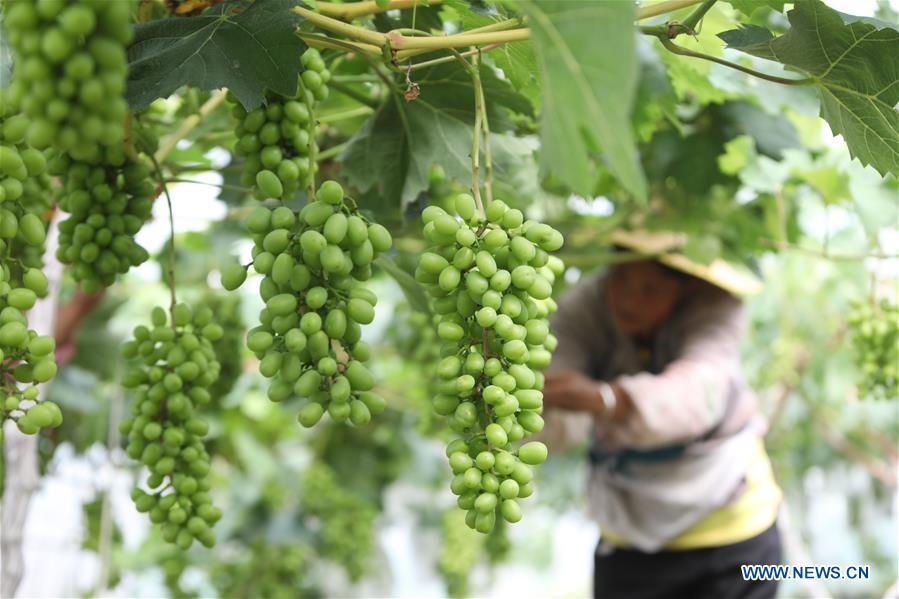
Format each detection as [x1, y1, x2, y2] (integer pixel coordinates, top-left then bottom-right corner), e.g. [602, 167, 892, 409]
[541, 229, 782, 599]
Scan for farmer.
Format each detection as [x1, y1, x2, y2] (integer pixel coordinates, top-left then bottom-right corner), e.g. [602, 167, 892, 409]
[540, 229, 783, 599]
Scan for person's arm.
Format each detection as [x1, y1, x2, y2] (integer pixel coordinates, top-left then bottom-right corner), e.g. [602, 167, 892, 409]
[542, 288, 746, 449]
[602, 290, 745, 448]
[542, 372, 630, 420]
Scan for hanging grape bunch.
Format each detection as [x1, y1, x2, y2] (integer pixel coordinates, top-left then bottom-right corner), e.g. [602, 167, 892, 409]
[120, 304, 224, 548]
[221, 180, 392, 427]
[2, 0, 132, 163]
[2, 0, 153, 291]
[232, 48, 330, 201]
[51, 156, 155, 292]
[0, 91, 61, 435]
[415, 194, 565, 533]
[848, 298, 899, 400]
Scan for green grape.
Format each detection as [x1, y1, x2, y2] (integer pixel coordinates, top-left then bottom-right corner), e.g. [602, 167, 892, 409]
[52, 155, 154, 291]
[3, 0, 133, 161]
[417, 194, 565, 532]
[0, 91, 60, 433]
[228, 181, 391, 426]
[848, 298, 899, 400]
[121, 303, 223, 548]
[232, 48, 330, 201]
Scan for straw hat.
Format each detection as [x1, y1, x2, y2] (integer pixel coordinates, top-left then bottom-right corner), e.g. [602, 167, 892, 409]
[607, 229, 764, 297]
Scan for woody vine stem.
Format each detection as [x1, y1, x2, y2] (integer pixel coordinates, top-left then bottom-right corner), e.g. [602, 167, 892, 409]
[294, 0, 815, 88]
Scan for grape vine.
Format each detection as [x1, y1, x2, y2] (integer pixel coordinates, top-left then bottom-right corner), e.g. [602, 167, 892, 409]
[416, 193, 564, 532]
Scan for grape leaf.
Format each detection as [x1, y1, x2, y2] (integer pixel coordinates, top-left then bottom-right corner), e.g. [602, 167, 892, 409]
[726, 0, 785, 18]
[443, 0, 540, 105]
[720, 0, 899, 178]
[126, 0, 305, 110]
[521, 0, 647, 200]
[374, 256, 431, 315]
[340, 62, 532, 210]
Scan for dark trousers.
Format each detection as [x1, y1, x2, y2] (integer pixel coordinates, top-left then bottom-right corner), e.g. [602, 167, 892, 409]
[594, 523, 782, 599]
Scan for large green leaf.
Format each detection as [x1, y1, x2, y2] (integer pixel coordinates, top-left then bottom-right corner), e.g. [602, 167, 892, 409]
[726, 0, 785, 18]
[720, 0, 899, 178]
[521, 0, 646, 200]
[339, 62, 532, 210]
[126, 0, 305, 110]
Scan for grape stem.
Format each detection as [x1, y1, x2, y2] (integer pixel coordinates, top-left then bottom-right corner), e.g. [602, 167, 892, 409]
[148, 154, 179, 323]
[154, 89, 229, 164]
[469, 53, 484, 216]
[474, 49, 494, 206]
[649, 36, 814, 86]
[315, 0, 703, 21]
[316, 0, 437, 20]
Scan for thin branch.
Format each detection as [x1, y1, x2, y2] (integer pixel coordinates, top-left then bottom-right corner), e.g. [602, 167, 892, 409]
[154, 89, 229, 164]
[148, 154, 178, 317]
[474, 50, 494, 206]
[292, 5, 388, 46]
[318, 106, 374, 123]
[317, 142, 348, 161]
[317, 0, 439, 20]
[636, 0, 705, 20]
[403, 44, 503, 71]
[469, 52, 484, 215]
[327, 80, 382, 108]
[387, 28, 530, 50]
[679, 0, 718, 33]
[298, 31, 381, 56]
[653, 37, 814, 86]
[317, 0, 700, 22]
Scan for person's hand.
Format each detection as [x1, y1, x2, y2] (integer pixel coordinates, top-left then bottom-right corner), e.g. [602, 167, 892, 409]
[542, 370, 605, 415]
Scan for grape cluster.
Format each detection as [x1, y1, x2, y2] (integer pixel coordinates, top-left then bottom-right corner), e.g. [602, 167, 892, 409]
[0, 92, 60, 434]
[300, 462, 376, 581]
[50, 155, 154, 292]
[221, 180, 392, 427]
[119, 304, 224, 548]
[848, 298, 899, 400]
[232, 48, 330, 201]
[415, 194, 564, 532]
[2, 0, 132, 163]
[210, 542, 315, 599]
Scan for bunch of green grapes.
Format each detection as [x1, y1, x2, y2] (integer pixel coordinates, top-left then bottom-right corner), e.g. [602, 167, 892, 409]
[2, 0, 132, 163]
[209, 542, 316, 599]
[232, 48, 330, 201]
[50, 155, 154, 292]
[0, 92, 61, 435]
[221, 180, 392, 427]
[438, 508, 483, 598]
[415, 194, 565, 533]
[300, 462, 376, 581]
[848, 298, 899, 400]
[119, 303, 224, 549]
